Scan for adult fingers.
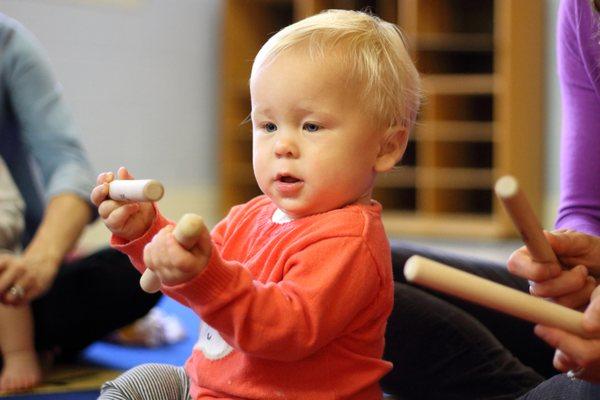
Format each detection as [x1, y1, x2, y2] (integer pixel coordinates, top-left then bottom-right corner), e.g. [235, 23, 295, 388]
[591, 284, 600, 301]
[584, 286, 600, 332]
[3, 275, 35, 305]
[530, 265, 589, 298]
[547, 230, 600, 273]
[0, 253, 12, 272]
[553, 349, 578, 374]
[535, 325, 600, 369]
[0, 268, 23, 297]
[0, 266, 25, 303]
[553, 276, 597, 310]
[546, 229, 597, 258]
[507, 246, 561, 282]
[0, 254, 19, 289]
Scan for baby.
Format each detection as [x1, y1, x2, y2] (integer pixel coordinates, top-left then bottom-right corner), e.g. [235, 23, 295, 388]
[0, 156, 41, 392]
[93, 9, 420, 400]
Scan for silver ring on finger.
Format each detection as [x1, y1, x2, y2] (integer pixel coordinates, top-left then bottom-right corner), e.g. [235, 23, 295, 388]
[9, 284, 25, 300]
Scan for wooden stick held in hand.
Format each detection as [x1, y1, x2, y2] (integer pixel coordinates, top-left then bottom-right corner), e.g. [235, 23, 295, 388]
[495, 175, 560, 265]
[139, 213, 205, 293]
[109, 179, 164, 202]
[404, 255, 593, 338]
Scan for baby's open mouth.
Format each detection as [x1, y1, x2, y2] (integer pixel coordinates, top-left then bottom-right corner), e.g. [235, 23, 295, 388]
[279, 175, 300, 183]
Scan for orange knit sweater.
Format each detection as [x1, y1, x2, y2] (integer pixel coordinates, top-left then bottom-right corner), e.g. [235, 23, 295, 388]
[113, 195, 394, 399]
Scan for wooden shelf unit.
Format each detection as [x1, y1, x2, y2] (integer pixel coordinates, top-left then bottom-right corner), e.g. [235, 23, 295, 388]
[220, 0, 543, 238]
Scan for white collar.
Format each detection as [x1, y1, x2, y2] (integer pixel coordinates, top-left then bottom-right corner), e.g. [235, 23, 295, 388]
[271, 208, 294, 224]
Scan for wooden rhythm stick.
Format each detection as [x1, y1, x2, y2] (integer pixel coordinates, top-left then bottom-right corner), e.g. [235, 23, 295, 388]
[495, 175, 560, 266]
[109, 179, 164, 202]
[404, 255, 594, 338]
[139, 213, 206, 293]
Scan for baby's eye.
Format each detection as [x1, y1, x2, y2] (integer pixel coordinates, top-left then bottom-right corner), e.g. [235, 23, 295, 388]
[263, 122, 277, 133]
[303, 123, 320, 133]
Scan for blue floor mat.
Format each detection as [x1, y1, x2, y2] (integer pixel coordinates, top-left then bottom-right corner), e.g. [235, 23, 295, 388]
[82, 295, 199, 369]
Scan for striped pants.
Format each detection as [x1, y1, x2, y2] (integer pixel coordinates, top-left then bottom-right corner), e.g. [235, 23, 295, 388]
[99, 363, 191, 400]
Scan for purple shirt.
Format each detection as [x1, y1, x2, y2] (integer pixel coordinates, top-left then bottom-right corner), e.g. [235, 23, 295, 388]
[556, 0, 600, 235]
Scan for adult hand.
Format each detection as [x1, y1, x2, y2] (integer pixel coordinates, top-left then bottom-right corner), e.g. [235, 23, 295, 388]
[90, 167, 155, 242]
[0, 252, 59, 306]
[507, 230, 599, 309]
[0, 192, 93, 306]
[534, 285, 600, 383]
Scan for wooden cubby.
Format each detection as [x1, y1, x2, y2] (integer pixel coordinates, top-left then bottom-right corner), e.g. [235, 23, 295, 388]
[220, 0, 543, 238]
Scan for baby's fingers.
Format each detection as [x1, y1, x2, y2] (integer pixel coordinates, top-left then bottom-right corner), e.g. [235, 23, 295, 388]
[91, 172, 116, 205]
[95, 171, 115, 186]
[98, 198, 125, 219]
[90, 182, 110, 206]
[118, 166, 135, 180]
[143, 227, 174, 270]
[104, 203, 140, 231]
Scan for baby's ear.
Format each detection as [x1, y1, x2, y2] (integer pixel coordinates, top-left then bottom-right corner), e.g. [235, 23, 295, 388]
[374, 125, 408, 173]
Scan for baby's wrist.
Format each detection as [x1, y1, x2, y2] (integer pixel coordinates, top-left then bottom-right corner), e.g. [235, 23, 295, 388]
[111, 211, 164, 247]
[116, 222, 152, 242]
[183, 255, 211, 283]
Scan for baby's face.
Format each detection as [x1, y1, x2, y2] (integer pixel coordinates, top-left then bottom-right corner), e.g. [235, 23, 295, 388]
[250, 50, 386, 219]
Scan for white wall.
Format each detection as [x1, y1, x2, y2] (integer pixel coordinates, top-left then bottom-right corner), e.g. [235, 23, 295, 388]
[0, 0, 223, 247]
[0, 0, 222, 185]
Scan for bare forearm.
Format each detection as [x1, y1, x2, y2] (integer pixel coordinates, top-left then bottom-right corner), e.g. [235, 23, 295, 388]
[24, 193, 92, 271]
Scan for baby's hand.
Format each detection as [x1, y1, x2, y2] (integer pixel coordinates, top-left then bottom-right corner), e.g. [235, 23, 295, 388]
[142, 220, 212, 287]
[90, 167, 156, 241]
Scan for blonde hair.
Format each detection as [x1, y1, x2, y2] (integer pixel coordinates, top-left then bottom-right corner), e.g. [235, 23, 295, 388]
[250, 9, 421, 132]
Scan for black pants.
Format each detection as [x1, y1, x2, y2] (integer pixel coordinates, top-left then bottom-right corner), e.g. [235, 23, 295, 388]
[30, 248, 161, 358]
[382, 242, 555, 399]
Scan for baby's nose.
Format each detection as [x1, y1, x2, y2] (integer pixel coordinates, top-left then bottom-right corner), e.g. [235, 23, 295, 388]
[274, 135, 299, 158]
